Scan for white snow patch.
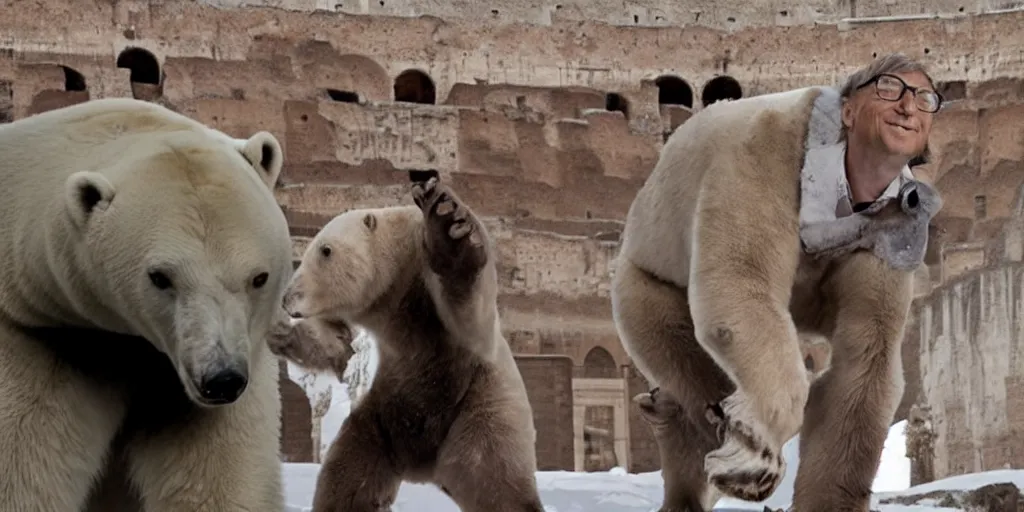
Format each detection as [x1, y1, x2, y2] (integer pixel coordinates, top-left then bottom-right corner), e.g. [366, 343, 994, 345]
[281, 335, 1013, 512]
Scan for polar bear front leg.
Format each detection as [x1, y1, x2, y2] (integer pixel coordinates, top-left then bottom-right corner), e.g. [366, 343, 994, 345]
[0, 328, 126, 512]
[126, 356, 284, 512]
[411, 176, 497, 342]
[634, 389, 723, 512]
[791, 251, 913, 510]
[688, 212, 810, 501]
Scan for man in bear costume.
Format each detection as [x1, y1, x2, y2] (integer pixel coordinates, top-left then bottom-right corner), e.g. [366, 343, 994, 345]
[612, 53, 942, 510]
[280, 176, 544, 512]
[0, 98, 294, 511]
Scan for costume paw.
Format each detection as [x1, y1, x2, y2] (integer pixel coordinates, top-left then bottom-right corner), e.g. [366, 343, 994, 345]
[704, 394, 786, 501]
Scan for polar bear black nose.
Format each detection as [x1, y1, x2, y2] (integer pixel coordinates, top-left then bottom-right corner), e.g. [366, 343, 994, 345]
[200, 367, 249, 404]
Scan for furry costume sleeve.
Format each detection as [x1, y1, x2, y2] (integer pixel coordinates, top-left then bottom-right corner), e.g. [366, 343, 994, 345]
[798, 87, 942, 271]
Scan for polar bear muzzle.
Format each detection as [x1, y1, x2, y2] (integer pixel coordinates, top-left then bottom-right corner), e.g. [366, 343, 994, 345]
[173, 295, 254, 407]
[182, 345, 250, 407]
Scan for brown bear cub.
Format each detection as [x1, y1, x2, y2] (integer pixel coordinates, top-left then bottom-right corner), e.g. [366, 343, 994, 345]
[277, 175, 544, 512]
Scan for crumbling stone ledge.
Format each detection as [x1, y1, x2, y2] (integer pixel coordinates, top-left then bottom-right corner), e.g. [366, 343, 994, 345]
[759, 483, 1023, 512]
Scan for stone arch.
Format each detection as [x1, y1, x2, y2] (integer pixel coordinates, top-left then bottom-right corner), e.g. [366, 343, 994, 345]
[701, 75, 743, 106]
[580, 345, 621, 472]
[278, 361, 314, 462]
[583, 346, 618, 379]
[61, 65, 86, 92]
[116, 47, 161, 85]
[116, 47, 162, 101]
[654, 74, 693, 108]
[294, 41, 391, 102]
[605, 92, 629, 118]
[26, 64, 89, 115]
[394, 69, 436, 104]
[334, 54, 390, 101]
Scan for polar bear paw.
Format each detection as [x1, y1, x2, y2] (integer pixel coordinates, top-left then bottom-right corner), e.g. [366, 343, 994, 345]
[703, 393, 786, 502]
[411, 176, 487, 273]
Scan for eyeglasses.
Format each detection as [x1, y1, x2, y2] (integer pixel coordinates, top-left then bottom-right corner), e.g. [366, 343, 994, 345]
[857, 73, 943, 113]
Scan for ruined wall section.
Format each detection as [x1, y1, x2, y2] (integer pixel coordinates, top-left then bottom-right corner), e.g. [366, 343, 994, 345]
[921, 79, 1024, 256]
[907, 212, 1024, 480]
[200, 0, 1024, 30]
[5, 3, 1024, 110]
[6, 4, 1024, 233]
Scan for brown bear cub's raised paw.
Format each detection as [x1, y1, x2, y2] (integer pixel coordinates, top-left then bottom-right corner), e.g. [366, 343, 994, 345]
[411, 176, 488, 277]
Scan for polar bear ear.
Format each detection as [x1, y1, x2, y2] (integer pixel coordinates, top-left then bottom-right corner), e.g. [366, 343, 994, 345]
[238, 131, 283, 190]
[65, 171, 116, 230]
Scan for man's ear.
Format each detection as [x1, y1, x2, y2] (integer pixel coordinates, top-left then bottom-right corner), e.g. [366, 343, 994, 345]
[64, 171, 116, 230]
[841, 97, 856, 131]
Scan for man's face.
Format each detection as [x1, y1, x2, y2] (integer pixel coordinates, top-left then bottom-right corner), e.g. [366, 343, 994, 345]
[842, 70, 936, 159]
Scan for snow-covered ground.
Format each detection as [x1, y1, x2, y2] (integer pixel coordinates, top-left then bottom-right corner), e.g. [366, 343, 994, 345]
[282, 332, 1023, 511]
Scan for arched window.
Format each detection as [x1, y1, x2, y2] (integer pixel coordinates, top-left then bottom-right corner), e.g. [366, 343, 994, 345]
[605, 92, 629, 117]
[61, 66, 86, 92]
[116, 47, 161, 85]
[654, 75, 693, 108]
[394, 69, 436, 104]
[701, 75, 743, 106]
[583, 346, 618, 379]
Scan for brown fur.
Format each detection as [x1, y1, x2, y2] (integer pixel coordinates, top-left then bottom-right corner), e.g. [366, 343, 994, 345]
[612, 87, 915, 511]
[278, 177, 543, 512]
[633, 388, 722, 512]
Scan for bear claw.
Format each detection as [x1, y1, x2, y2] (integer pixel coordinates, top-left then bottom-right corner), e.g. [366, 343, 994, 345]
[435, 195, 455, 216]
[411, 175, 487, 272]
[449, 220, 472, 239]
[703, 396, 785, 501]
[411, 176, 441, 210]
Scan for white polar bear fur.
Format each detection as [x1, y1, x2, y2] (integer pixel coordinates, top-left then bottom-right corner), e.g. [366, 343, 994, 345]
[0, 98, 294, 511]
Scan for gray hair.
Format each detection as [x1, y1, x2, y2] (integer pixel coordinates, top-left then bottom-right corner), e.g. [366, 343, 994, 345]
[839, 52, 936, 101]
[837, 52, 935, 164]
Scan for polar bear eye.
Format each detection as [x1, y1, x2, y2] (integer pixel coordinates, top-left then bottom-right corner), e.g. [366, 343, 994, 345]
[252, 272, 269, 289]
[148, 270, 173, 290]
[320, 245, 332, 258]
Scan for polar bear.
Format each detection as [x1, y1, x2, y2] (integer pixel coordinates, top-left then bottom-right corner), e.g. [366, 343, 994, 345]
[0, 98, 293, 511]
[280, 176, 544, 512]
[612, 83, 933, 509]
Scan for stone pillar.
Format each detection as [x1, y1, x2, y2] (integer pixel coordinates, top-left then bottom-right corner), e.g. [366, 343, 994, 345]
[906, 403, 936, 486]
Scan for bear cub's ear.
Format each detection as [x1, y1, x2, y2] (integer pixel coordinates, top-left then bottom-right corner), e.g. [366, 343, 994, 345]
[239, 131, 283, 190]
[363, 213, 377, 232]
[64, 171, 116, 230]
